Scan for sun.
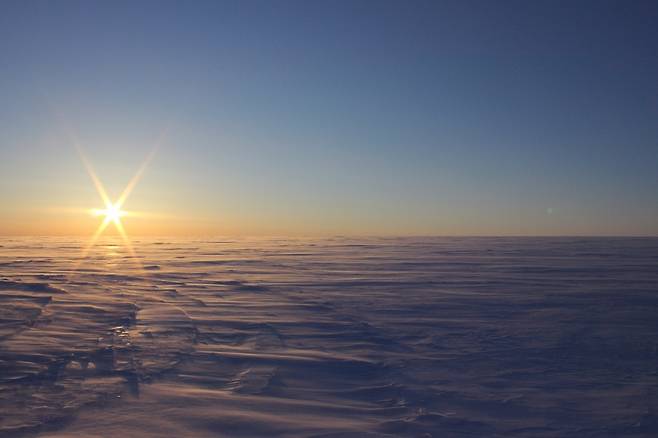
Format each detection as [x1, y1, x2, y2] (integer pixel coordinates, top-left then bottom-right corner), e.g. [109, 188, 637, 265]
[72, 142, 160, 272]
[91, 203, 126, 223]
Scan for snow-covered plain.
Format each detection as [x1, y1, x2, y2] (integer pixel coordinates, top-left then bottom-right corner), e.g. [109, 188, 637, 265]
[1, 236, 657, 437]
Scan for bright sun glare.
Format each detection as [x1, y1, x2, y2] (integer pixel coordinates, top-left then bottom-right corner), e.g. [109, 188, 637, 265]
[91, 203, 126, 223]
[72, 142, 160, 271]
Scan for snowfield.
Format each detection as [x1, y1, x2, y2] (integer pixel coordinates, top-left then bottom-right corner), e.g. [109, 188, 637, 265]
[1, 236, 657, 437]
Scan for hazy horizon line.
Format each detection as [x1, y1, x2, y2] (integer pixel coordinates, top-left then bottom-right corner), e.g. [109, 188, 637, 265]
[2, 234, 657, 239]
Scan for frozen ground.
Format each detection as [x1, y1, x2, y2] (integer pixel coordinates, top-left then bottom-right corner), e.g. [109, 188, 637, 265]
[1, 236, 657, 437]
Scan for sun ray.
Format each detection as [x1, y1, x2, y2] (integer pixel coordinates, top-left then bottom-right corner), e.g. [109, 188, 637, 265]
[114, 218, 143, 271]
[115, 130, 166, 209]
[64, 127, 167, 276]
[71, 146, 161, 273]
[115, 148, 156, 209]
[70, 215, 112, 275]
[75, 144, 113, 209]
[53, 112, 167, 277]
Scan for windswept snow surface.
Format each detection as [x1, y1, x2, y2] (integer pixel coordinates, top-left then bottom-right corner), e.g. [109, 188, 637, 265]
[1, 237, 657, 437]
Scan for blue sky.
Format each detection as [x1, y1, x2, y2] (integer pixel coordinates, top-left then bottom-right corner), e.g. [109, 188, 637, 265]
[1, 0, 657, 235]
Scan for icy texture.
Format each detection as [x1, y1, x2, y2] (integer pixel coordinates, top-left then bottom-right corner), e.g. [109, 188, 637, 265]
[1, 237, 657, 437]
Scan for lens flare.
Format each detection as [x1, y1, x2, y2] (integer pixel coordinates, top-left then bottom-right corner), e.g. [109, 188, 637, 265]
[71, 140, 162, 273]
[91, 203, 126, 223]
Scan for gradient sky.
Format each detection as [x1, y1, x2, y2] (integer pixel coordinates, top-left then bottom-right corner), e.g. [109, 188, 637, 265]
[1, 0, 657, 236]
